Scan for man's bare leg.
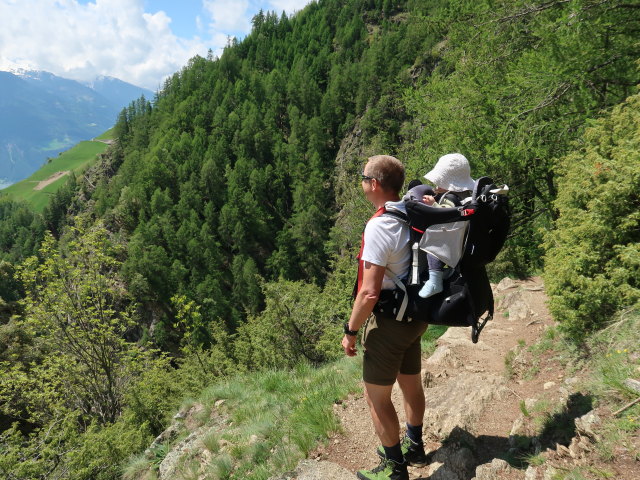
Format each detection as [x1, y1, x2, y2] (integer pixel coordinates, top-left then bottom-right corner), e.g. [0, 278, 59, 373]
[393, 372, 429, 467]
[396, 372, 425, 427]
[363, 381, 399, 446]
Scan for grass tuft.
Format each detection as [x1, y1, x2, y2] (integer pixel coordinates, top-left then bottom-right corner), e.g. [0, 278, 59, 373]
[168, 356, 362, 479]
[122, 453, 156, 480]
[421, 324, 448, 355]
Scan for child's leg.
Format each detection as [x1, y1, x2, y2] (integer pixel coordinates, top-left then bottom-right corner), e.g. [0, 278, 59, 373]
[419, 255, 445, 298]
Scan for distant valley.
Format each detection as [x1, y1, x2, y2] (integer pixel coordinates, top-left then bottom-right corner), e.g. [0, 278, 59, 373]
[0, 69, 153, 186]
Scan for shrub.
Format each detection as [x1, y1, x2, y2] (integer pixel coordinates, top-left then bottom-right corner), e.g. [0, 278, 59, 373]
[544, 91, 640, 340]
[234, 279, 350, 370]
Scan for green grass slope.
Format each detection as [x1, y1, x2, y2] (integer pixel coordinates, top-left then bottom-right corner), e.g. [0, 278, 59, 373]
[1, 130, 113, 212]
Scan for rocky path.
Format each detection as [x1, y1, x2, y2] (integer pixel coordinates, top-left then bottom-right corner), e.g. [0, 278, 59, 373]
[285, 277, 579, 479]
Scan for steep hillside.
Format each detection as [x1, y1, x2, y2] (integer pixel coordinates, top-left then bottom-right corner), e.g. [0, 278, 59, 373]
[87, 0, 442, 346]
[76, 0, 639, 352]
[1, 136, 111, 212]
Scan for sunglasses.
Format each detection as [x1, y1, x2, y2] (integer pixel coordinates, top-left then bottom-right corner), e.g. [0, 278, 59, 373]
[360, 173, 376, 182]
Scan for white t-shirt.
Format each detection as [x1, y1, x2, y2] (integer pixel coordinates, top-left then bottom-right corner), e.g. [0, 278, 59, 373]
[361, 200, 411, 290]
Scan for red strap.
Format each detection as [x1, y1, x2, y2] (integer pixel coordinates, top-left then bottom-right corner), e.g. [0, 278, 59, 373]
[355, 206, 386, 296]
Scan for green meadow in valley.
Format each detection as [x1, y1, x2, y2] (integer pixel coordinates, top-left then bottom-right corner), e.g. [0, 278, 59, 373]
[1, 130, 112, 212]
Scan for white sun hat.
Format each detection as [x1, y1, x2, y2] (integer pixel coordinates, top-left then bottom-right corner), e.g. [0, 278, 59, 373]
[424, 153, 475, 192]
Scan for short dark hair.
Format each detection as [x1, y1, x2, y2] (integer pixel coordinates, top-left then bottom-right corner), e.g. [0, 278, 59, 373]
[366, 155, 405, 195]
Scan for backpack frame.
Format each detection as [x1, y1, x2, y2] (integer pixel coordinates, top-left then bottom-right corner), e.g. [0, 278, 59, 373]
[373, 177, 510, 343]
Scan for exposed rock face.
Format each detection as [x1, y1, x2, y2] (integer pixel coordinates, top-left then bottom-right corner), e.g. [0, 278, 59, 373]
[421, 322, 508, 440]
[427, 445, 475, 479]
[496, 277, 519, 292]
[475, 458, 518, 479]
[497, 288, 535, 322]
[158, 428, 207, 479]
[148, 402, 228, 480]
[423, 372, 507, 439]
[425, 344, 462, 368]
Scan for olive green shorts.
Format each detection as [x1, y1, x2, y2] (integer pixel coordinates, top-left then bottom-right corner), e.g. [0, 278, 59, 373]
[361, 314, 428, 386]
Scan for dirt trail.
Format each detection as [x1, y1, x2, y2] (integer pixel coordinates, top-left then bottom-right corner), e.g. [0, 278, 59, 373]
[309, 277, 560, 479]
[33, 171, 70, 190]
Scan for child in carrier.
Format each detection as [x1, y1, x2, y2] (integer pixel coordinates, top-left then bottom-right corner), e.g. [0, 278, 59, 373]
[404, 153, 476, 298]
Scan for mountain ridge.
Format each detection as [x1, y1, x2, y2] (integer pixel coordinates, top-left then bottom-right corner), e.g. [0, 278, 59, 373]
[0, 68, 153, 186]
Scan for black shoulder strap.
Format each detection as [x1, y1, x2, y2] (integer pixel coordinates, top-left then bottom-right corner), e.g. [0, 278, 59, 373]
[381, 209, 409, 224]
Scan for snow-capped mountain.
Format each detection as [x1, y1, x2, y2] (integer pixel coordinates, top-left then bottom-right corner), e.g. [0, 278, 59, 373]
[0, 57, 39, 75]
[0, 69, 154, 186]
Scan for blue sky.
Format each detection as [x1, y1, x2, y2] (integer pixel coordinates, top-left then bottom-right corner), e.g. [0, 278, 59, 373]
[0, 0, 314, 90]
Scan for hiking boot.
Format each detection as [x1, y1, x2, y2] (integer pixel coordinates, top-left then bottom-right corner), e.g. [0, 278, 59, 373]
[376, 435, 430, 467]
[356, 457, 408, 480]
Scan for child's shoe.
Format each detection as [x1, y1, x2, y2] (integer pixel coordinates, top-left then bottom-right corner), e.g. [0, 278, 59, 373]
[418, 270, 443, 298]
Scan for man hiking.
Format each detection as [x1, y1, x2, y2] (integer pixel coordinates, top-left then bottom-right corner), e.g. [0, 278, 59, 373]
[342, 155, 429, 480]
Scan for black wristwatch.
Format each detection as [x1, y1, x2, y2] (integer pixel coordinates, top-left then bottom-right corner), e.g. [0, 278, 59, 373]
[343, 322, 358, 336]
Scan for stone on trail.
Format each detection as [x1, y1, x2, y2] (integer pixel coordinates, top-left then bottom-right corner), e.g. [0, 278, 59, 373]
[496, 277, 518, 291]
[424, 373, 507, 439]
[475, 458, 516, 479]
[268, 459, 353, 480]
[427, 445, 475, 480]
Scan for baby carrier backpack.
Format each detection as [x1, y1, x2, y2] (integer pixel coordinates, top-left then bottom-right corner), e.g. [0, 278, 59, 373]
[374, 177, 510, 343]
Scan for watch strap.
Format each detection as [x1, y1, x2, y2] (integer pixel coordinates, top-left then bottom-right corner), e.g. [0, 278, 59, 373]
[343, 322, 358, 336]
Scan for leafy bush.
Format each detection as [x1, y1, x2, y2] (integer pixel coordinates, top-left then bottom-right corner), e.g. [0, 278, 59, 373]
[544, 91, 640, 340]
[234, 279, 350, 370]
[0, 221, 182, 479]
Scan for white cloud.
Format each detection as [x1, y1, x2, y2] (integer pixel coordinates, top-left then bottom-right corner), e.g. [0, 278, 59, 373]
[203, 0, 251, 33]
[0, 0, 206, 90]
[199, 0, 313, 59]
[0, 0, 316, 90]
[267, 0, 313, 14]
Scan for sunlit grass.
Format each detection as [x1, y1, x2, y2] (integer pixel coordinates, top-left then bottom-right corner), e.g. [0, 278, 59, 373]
[1, 140, 108, 211]
[185, 357, 361, 479]
[122, 453, 157, 480]
[421, 324, 448, 355]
